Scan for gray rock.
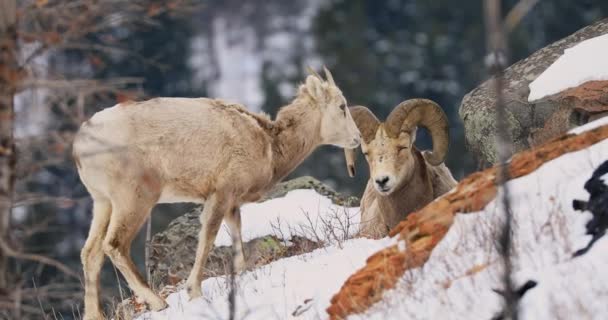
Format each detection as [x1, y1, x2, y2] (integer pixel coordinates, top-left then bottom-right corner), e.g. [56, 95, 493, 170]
[261, 175, 360, 206]
[148, 176, 358, 288]
[459, 18, 608, 168]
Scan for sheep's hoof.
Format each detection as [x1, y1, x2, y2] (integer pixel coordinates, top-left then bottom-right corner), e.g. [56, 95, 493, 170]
[148, 297, 169, 311]
[83, 312, 104, 320]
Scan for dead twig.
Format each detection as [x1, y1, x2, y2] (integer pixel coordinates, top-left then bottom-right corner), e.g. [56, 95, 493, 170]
[504, 0, 541, 34]
[0, 236, 80, 280]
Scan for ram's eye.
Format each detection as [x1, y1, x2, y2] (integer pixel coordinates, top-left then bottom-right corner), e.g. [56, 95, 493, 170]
[398, 146, 408, 152]
[362, 151, 369, 156]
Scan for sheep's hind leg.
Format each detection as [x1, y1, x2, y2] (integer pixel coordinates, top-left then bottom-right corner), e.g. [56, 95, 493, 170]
[186, 194, 229, 300]
[102, 198, 167, 311]
[225, 206, 246, 273]
[81, 198, 112, 320]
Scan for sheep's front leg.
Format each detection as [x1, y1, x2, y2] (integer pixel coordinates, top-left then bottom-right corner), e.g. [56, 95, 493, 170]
[224, 206, 246, 273]
[186, 194, 228, 300]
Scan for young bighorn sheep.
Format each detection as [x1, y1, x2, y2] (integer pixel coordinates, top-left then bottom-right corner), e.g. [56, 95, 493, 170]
[73, 68, 361, 319]
[344, 99, 457, 238]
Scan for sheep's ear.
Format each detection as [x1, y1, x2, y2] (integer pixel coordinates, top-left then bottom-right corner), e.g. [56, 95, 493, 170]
[345, 148, 358, 177]
[305, 75, 326, 102]
[409, 127, 418, 146]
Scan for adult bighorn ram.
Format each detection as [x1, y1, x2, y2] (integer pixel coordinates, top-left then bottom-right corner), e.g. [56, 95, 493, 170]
[73, 68, 360, 319]
[344, 99, 457, 238]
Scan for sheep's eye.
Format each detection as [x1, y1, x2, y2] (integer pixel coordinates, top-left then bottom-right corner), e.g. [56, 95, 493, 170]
[339, 103, 346, 111]
[363, 151, 369, 156]
[398, 146, 408, 152]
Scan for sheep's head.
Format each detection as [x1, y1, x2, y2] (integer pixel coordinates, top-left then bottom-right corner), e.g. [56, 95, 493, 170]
[300, 67, 361, 149]
[345, 99, 449, 195]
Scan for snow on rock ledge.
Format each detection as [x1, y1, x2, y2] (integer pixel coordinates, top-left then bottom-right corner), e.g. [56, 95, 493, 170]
[529, 34, 608, 102]
[216, 189, 360, 246]
[528, 80, 608, 146]
[328, 120, 608, 319]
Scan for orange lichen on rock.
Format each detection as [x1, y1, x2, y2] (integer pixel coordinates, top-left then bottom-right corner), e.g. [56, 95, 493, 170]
[327, 124, 608, 320]
[560, 80, 608, 110]
[529, 80, 608, 146]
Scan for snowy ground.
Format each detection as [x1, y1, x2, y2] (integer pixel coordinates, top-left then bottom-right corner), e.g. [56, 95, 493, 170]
[528, 33, 608, 101]
[138, 237, 394, 320]
[137, 189, 392, 320]
[358, 121, 608, 319]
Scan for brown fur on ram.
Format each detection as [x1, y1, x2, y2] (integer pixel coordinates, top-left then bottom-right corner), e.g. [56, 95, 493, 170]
[345, 99, 457, 238]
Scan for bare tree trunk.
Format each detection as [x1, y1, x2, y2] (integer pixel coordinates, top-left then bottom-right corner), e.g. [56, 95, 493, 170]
[0, 0, 17, 290]
[484, 0, 517, 319]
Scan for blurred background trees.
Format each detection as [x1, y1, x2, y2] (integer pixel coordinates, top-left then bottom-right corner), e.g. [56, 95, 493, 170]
[0, 1, 196, 318]
[0, 0, 607, 318]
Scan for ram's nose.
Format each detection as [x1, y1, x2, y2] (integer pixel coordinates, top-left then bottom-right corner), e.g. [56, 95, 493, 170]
[375, 176, 390, 190]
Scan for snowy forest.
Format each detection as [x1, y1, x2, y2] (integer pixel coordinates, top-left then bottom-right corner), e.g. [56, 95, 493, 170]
[1, 0, 608, 319]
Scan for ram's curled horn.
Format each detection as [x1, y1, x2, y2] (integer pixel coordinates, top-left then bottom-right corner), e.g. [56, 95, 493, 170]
[344, 106, 380, 177]
[350, 106, 380, 143]
[385, 99, 449, 166]
[323, 66, 336, 86]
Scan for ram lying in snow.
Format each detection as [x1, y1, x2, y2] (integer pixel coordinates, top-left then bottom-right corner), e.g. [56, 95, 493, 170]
[344, 99, 457, 237]
[72, 68, 361, 320]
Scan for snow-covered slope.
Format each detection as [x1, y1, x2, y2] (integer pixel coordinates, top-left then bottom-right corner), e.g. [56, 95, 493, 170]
[136, 188, 390, 320]
[355, 123, 608, 319]
[528, 33, 608, 101]
[137, 237, 394, 320]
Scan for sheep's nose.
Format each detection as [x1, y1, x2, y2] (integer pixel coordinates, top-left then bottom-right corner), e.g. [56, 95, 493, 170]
[375, 176, 390, 188]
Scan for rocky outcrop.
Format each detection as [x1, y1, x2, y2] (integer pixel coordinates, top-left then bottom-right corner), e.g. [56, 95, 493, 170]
[149, 176, 358, 288]
[259, 176, 360, 206]
[528, 80, 608, 146]
[326, 124, 608, 319]
[460, 18, 608, 168]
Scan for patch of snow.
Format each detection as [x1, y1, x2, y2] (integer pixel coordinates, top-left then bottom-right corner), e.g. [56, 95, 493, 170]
[518, 237, 608, 319]
[528, 34, 608, 101]
[137, 237, 396, 320]
[358, 127, 608, 319]
[215, 189, 360, 247]
[568, 115, 608, 134]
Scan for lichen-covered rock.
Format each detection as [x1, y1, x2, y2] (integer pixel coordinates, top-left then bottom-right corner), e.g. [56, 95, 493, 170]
[148, 176, 357, 288]
[528, 80, 608, 146]
[260, 175, 360, 207]
[460, 18, 608, 168]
